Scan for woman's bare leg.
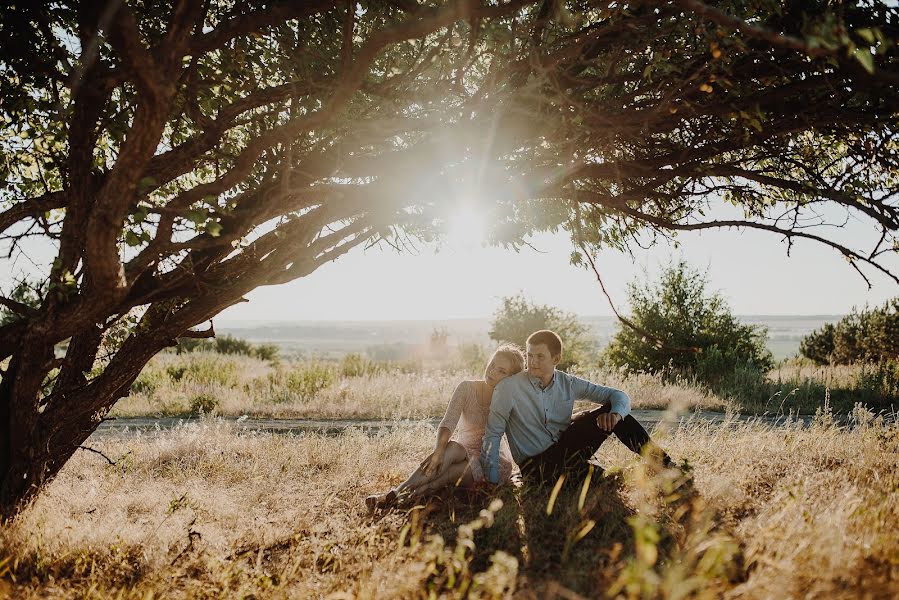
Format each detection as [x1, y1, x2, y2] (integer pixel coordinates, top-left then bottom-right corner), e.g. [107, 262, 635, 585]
[398, 442, 468, 498]
[367, 442, 469, 510]
[410, 460, 475, 499]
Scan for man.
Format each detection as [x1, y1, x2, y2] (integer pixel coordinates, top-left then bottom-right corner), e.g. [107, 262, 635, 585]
[480, 329, 671, 485]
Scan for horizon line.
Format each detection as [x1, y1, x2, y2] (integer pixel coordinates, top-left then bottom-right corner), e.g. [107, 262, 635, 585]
[215, 313, 847, 325]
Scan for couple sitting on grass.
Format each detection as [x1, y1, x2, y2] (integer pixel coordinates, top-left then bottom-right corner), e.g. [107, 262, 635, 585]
[366, 329, 672, 510]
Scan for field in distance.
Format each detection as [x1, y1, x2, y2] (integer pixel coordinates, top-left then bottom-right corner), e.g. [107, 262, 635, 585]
[217, 315, 840, 361]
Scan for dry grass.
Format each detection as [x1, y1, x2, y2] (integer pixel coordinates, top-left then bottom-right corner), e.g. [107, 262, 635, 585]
[2, 407, 896, 598]
[110, 353, 734, 419]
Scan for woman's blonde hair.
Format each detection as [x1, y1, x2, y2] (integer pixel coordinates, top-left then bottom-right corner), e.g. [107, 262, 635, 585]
[488, 342, 525, 375]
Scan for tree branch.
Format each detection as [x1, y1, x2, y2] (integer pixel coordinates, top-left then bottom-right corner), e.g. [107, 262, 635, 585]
[0, 296, 39, 318]
[178, 321, 216, 339]
[604, 201, 899, 287]
[0, 192, 67, 237]
[671, 0, 899, 86]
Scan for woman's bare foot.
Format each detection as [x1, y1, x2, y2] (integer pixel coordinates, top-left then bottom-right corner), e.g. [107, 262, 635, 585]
[365, 489, 397, 512]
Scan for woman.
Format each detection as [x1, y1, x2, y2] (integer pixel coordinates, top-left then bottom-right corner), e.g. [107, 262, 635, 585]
[366, 343, 524, 510]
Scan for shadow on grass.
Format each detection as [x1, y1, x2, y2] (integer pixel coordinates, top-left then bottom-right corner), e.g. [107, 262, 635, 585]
[383, 462, 744, 598]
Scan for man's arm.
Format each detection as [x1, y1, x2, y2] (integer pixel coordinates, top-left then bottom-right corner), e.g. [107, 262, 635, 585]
[480, 382, 514, 485]
[571, 375, 632, 419]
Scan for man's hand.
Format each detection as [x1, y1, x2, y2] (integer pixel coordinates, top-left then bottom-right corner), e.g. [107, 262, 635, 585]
[421, 449, 445, 477]
[596, 412, 622, 432]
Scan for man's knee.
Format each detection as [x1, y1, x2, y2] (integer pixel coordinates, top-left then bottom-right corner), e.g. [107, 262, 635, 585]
[571, 404, 611, 424]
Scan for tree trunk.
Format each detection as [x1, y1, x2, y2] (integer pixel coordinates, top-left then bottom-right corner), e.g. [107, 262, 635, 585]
[0, 291, 249, 520]
[0, 351, 56, 519]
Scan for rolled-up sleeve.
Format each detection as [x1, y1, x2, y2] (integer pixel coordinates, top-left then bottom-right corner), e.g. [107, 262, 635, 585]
[480, 381, 514, 484]
[571, 375, 631, 419]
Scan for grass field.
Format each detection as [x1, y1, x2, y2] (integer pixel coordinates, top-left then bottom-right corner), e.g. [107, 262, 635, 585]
[109, 351, 898, 420]
[2, 407, 897, 598]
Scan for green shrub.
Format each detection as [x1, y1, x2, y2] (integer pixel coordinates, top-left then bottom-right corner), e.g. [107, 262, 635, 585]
[339, 353, 382, 378]
[489, 294, 595, 370]
[856, 360, 899, 400]
[285, 362, 335, 400]
[717, 360, 899, 414]
[214, 335, 254, 356]
[800, 299, 899, 364]
[189, 393, 220, 416]
[175, 338, 214, 354]
[253, 343, 279, 362]
[166, 355, 239, 387]
[131, 366, 167, 395]
[175, 334, 279, 361]
[605, 261, 772, 384]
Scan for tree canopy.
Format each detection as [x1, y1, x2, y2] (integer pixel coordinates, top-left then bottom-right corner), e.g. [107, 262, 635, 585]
[1, 0, 897, 517]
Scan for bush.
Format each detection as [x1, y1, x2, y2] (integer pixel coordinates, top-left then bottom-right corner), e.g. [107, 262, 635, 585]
[253, 343, 279, 362]
[339, 353, 382, 378]
[489, 294, 595, 370]
[800, 299, 899, 364]
[131, 366, 166, 395]
[285, 362, 335, 400]
[214, 335, 254, 356]
[605, 261, 773, 384]
[189, 393, 220, 416]
[175, 337, 214, 354]
[166, 355, 239, 388]
[175, 334, 279, 361]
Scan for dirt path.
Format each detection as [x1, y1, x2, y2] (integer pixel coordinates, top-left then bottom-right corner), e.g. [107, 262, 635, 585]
[89, 409, 827, 439]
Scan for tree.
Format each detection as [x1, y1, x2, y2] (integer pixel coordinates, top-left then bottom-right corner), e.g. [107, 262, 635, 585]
[800, 299, 899, 364]
[489, 294, 594, 370]
[1, 1, 897, 518]
[605, 261, 773, 381]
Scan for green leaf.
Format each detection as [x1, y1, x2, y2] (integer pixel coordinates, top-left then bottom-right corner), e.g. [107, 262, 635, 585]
[137, 176, 157, 194]
[124, 231, 142, 246]
[855, 28, 876, 45]
[132, 207, 148, 223]
[854, 47, 875, 74]
[186, 209, 208, 225]
[205, 221, 222, 237]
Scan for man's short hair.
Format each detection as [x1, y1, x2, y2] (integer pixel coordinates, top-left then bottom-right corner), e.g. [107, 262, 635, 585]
[526, 330, 563, 358]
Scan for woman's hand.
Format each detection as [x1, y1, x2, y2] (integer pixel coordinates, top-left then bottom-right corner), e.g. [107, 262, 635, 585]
[421, 448, 445, 477]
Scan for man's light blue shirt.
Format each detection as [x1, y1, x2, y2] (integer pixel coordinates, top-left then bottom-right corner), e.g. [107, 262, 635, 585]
[480, 370, 631, 484]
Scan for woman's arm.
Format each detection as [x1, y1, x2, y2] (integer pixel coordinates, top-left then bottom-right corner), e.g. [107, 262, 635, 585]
[422, 426, 452, 476]
[424, 382, 469, 476]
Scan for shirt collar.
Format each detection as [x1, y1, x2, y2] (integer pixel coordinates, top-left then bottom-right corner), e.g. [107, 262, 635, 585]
[529, 371, 556, 391]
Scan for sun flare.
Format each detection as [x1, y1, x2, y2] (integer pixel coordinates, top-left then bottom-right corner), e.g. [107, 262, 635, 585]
[444, 205, 486, 250]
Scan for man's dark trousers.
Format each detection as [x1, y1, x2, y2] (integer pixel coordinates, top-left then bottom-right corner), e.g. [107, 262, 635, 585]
[519, 403, 671, 484]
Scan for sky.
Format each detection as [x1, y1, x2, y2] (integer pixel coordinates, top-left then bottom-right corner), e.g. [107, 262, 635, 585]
[215, 206, 898, 322]
[2, 200, 896, 322]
